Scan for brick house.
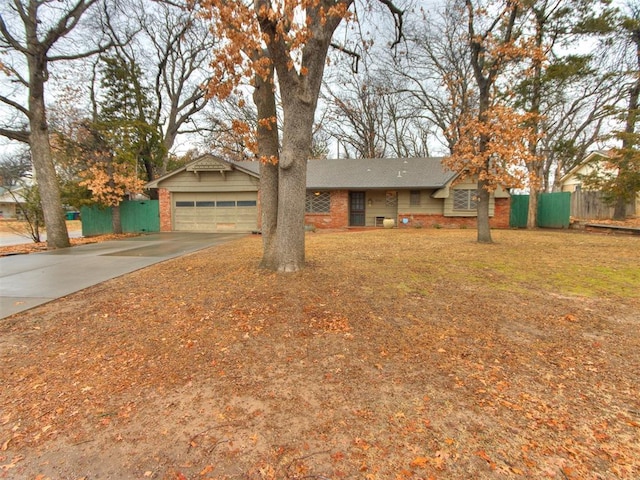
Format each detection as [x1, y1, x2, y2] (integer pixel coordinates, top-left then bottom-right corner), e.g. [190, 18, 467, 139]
[145, 154, 511, 233]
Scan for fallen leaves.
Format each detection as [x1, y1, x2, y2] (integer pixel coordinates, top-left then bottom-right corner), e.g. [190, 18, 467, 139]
[0, 230, 639, 478]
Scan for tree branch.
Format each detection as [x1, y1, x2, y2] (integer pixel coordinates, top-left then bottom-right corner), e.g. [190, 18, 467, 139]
[377, 0, 405, 48]
[330, 42, 360, 72]
[0, 127, 30, 144]
[0, 94, 30, 118]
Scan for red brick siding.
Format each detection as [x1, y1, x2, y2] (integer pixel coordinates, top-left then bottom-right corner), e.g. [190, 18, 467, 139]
[304, 190, 349, 229]
[491, 197, 510, 228]
[158, 188, 172, 232]
[398, 197, 511, 229]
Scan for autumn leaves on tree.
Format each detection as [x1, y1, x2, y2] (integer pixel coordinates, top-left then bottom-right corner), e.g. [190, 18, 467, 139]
[198, 0, 401, 271]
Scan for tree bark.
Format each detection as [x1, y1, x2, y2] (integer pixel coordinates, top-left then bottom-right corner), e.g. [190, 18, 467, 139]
[111, 205, 122, 234]
[527, 190, 539, 229]
[273, 96, 315, 272]
[253, 63, 280, 270]
[28, 53, 70, 249]
[476, 179, 492, 243]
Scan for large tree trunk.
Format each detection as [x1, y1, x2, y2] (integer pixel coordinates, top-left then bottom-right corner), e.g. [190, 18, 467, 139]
[476, 179, 492, 243]
[253, 64, 280, 270]
[259, 162, 279, 269]
[28, 54, 70, 249]
[527, 190, 538, 229]
[111, 205, 122, 234]
[273, 98, 314, 272]
[274, 152, 307, 272]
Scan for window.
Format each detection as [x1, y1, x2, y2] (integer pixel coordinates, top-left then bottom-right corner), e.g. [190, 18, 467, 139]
[453, 189, 478, 210]
[216, 200, 236, 207]
[386, 191, 398, 207]
[175, 201, 194, 207]
[410, 190, 421, 206]
[306, 191, 330, 213]
[196, 201, 215, 207]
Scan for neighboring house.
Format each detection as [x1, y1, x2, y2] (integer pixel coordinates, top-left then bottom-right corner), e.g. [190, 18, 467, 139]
[145, 154, 511, 233]
[559, 151, 639, 217]
[559, 151, 612, 193]
[0, 186, 25, 219]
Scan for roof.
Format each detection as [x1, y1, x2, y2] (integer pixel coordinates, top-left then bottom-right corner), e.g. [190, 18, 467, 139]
[231, 157, 457, 189]
[0, 186, 26, 203]
[145, 154, 260, 189]
[146, 155, 458, 190]
[558, 150, 613, 184]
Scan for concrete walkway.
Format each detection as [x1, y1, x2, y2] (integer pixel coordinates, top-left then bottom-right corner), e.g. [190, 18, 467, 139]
[0, 232, 244, 319]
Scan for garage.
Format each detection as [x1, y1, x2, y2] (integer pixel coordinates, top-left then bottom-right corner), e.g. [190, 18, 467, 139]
[145, 155, 261, 234]
[172, 192, 258, 232]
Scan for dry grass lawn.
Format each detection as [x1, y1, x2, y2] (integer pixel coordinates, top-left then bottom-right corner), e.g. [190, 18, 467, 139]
[0, 229, 639, 480]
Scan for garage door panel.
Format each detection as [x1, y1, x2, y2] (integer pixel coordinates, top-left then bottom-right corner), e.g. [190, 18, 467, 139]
[173, 192, 257, 232]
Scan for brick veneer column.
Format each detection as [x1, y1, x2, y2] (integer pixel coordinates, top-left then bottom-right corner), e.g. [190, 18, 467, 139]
[158, 188, 172, 232]
[330, 190, 349, 228]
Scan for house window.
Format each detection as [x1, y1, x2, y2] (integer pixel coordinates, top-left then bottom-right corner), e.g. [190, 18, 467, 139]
[237, 200, 257, 207]
[386, 191, 398, 207]
[410, 190, 421, 206]
[175, 201, 194, 207]
[306, 191, 331, 213]
[453, 189, 477, 210]
[216, 200, 236, 207]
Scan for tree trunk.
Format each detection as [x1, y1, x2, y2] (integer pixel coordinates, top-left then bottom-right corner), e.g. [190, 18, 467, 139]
[253, 65, 280, 270]
[527, 189, 538, 229]
[272, 98, 315, 272]
[111, 205, 122, 234]
[476, 180, 492, 243]
[28, 54, 70, 249]
[613, 196, 627, 220]
[259, 162, 279, 269]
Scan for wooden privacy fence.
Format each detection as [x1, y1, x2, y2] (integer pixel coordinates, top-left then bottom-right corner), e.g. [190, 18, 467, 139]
[570, 191, 636, 220]
[81, 200, 160, 236]
[510, 192, 571, 228]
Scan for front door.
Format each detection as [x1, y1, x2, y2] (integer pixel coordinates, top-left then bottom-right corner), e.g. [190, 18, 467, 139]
[349, 191, 366, 226]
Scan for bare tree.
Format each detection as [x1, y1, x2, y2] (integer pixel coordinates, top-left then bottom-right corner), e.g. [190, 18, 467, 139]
[0, 0, 112, 249]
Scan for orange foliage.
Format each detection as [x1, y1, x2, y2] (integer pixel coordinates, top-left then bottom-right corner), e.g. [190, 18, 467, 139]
[445, 105, 543, 192]
[79, 160, 145, 207]
[197, 0, 353, 160]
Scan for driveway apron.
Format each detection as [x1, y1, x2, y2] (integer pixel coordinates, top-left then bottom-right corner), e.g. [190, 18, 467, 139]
[0, 232, 244, 319]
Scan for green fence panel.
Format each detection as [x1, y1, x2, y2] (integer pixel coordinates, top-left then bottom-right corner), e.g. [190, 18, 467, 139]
[80, 205, 113, 236]
[509, 192, 570, 229]
[81, 200, 160, 236]
[509, 195, 529, 228]
[120, 200, 160, 233]
[538, 192, 571, 229]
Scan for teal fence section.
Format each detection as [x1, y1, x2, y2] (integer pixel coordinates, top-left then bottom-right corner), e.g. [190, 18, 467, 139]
[509, 192, 571, 229]
[538, 192, 571, 229]
[509, 195, 529, 228]
[81, 200, 160, 236]
[80, 205, 113, 236]
[120, 200, 160, 233]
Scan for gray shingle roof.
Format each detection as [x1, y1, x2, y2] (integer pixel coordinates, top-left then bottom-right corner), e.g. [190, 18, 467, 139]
[233, 157, 457, 189]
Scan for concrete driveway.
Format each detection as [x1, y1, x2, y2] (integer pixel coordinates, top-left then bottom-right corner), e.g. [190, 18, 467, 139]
[0, 232, 245, 319]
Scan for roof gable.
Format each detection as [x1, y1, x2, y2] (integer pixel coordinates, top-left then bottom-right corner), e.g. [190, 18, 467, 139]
[146, 154, 259, 188]
[558, 150, 613, 185]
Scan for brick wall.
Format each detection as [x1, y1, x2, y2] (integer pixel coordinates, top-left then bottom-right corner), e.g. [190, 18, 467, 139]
[158, 188, 172, 232]
[398, 197, 511, 229]
[304, 190, 349, 229]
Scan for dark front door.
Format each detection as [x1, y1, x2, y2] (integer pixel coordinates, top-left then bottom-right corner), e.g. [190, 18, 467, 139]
[349, 191, 366, 226]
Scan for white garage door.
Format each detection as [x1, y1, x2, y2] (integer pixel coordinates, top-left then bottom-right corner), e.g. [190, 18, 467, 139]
[173, 192, 258, 232]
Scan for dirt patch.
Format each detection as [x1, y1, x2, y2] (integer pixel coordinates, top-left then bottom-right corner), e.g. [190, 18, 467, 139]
[0, 229, 639, 479]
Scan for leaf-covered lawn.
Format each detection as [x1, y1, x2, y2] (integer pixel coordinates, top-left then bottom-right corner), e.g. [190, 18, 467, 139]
[1, 229, 639, 479]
